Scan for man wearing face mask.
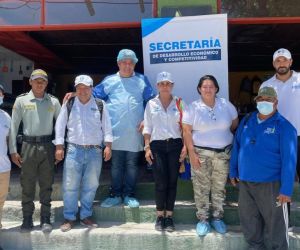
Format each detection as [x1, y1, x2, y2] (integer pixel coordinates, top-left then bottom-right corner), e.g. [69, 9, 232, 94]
[229, 86, 297, 250]
[0, 84, 11, 234]
[260, 48, 300, 230]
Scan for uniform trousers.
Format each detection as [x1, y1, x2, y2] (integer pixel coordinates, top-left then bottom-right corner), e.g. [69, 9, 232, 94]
[20, 141, 54, 217]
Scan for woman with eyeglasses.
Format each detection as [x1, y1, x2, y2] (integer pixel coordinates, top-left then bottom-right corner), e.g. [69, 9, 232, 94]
[182, 75, 238, 236]
[143, 71, 186, 232]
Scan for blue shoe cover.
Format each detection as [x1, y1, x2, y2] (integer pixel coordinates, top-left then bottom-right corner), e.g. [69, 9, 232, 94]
[100, 196, 122, 208]
[211, 219, 227, 234]
[196, 221, 211, 236]
[124, 196, 139, 208]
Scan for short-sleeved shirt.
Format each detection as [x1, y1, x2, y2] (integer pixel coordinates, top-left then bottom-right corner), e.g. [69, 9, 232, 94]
[182, 97, 237, 148]
[9, 90, 61, 154]
[0, 109, 11, 173]
[260, 71, 300, 135]
[93, 72, 156, 152]
[143, 95, 185, 141]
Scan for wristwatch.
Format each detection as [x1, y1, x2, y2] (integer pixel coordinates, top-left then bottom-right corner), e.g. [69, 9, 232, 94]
[144, 144, 150, 151]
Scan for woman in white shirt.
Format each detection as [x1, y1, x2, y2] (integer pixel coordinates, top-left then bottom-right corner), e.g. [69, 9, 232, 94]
[143, 72, 186, 232]
[183, 75, 238, 236]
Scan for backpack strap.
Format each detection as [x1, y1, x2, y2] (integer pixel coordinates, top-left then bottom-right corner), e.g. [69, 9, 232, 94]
[66, 96, 76, 119]
[94, 98, 103, 121]
[66, 96, 103, 121]
[243, 112, 253, 127]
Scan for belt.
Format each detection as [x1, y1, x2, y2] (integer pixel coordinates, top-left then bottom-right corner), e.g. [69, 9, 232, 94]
[194, 145, 231, 153]
[22, 135, 52, 143]
[68, 143, 101, 149]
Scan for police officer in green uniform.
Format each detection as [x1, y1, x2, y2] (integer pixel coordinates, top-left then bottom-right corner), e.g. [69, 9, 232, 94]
[9, 69, 61, 232]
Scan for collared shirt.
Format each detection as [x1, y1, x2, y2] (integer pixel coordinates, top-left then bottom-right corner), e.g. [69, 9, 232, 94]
[182, 97, 237, 148]
[93, 72, 156, 152]
[0, 109, 11, 173]
[230, 111, 297, 196]
[54, 97, 113, 146]
[260, 70, 300, 135]
[9, 90, 61, 154]
[143, 95, 185, 141]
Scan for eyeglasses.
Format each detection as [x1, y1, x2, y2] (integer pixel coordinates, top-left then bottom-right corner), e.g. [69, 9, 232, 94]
[208, 108, 216, 121]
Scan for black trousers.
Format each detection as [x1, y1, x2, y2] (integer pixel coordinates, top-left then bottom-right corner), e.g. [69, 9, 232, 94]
[150, 138, 183, 211]
[239, 181, 289, 250]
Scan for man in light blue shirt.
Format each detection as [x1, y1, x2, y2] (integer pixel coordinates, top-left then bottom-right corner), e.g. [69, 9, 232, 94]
[94, 49, 155, 208]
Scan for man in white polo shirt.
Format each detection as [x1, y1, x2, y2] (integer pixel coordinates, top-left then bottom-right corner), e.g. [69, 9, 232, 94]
[260, 48, 300, 229]
[55, 75, 113, 232]
[0, 84, 11, 232]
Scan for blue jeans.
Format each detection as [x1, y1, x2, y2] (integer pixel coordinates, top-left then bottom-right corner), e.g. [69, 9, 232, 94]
[110, 150, 140, 197]
[63, 144, 102, 220]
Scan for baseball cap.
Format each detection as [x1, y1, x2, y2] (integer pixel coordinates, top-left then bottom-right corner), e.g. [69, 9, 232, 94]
[273, 48, 292, 61]
[74, 75, 93, 87]
[117, 49, 138, 64]
[156, 71, 174, 84]
[254, 86, 277, 101]
[0, 84, 4, 93]
[30, 69, 48, 81]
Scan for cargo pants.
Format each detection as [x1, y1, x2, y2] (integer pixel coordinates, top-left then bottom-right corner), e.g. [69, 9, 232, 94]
[191, 147, 230, 221]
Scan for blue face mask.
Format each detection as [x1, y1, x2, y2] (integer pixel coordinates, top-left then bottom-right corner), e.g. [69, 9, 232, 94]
[0, 96, 3, 106]
[257, 101, 274, 115]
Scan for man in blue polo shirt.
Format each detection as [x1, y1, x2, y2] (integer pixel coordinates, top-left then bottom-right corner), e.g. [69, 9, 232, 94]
[230, 86, 297, 250]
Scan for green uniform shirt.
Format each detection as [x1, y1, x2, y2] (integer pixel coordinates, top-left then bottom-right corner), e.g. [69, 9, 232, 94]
[9, 90, 61, 154]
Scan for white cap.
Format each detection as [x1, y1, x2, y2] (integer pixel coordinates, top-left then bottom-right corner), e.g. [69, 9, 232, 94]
[156, 71, 174, 84]
[74, 75, 93, 87]
[273, 48, 292, 61]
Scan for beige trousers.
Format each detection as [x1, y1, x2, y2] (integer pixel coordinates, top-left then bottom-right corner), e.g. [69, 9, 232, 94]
[0, 170, 10, 228]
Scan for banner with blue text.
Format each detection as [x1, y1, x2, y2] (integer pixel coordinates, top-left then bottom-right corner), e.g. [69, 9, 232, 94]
[142, 14, 228, 103]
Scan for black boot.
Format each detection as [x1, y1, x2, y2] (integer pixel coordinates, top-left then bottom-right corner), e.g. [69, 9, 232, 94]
[40, 216, 52, 233]
[164, 216, 175, 232]
[20, 216, 33, 232]
[155, 216, 164, 231]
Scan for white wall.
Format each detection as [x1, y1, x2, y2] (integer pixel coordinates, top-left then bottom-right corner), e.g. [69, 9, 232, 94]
[0, 46, 34, 94]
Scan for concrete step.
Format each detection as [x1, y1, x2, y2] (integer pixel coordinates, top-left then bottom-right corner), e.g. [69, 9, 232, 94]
[7, 177, 300, 202]
[3, 200, 300, 227]
[1, 222, 300, 250]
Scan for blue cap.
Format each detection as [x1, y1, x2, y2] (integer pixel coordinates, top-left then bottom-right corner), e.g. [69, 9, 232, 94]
[117, 49, 138, 64]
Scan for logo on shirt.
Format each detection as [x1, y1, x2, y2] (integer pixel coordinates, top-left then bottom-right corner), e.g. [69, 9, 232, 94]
[24, 104, 35, 110]
[153, 106, 161, 112]
[292, 83, 300, 89]
[91, 107, 98, 112]
[264, 127, 275, 134]
[48, 107, 54, 112]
